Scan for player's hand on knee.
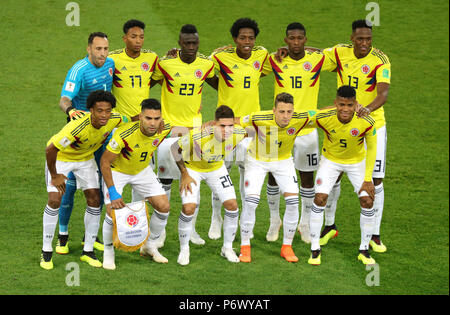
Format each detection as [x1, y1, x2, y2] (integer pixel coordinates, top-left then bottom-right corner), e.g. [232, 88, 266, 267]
[359, 181, 375, 200]
[51, 174, 68, 194]
[180, 175, 196, 195]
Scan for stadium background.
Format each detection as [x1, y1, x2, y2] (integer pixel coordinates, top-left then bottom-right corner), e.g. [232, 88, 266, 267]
[0, 0, 448, 295]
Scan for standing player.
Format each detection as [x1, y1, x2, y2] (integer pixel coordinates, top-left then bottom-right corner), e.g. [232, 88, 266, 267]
[56, 32, 114, 255]
[109, 19, 159, 120]
[100, 99, 172, 270]
[265, 22, 336, 243]
[171, 106, 246, 265]
[307, 86, 377, 266]
[152, 24, 216, 246]
[41, 91, 126, 270]
[208, 17, 272, 240]
[320, 20, 390, 252]
[238, 92, 317, 263]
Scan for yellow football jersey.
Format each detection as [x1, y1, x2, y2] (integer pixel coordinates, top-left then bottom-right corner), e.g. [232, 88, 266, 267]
[178, 126, 246, 173]
[211, 46, 271, 117]
[109, 49, 159, 118]
[313, 108, 377, 181]
[240, 110, 315, 162]
[267, 51, 336, 136]
[106, 121, 172, 175]
[49, 113, 126, 162]
[152, 52, 215, 127]
[322, 44, 391, 128]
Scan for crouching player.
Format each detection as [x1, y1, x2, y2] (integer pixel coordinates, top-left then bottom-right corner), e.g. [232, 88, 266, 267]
[171, 105, 246, 265]
[308, 85, 377, 266]
[100, 99, 173, 270]
[41, 90, 126, 270]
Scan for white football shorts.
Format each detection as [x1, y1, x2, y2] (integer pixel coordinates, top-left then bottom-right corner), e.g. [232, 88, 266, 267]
[102, 165, 166, 205]
[293, 128, 320, 172]
[180, 164, 237, 205]
[314, 156, 369, 197]
[46, 158, 99, 193]
[243, 155, 299, 196]
[372, 125, 387, 179]
[156, 137, 181, 179]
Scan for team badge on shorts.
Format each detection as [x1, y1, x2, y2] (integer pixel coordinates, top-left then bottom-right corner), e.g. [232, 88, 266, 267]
[361, 64, 371, 74]
[350, 128, 360, 137]
[287, 127, 296, 135]
[303, 61, 312, 71]
[253, 60, 261, 70]
[194, 69, 203, 79]
[126, 214, 139, 228]
[225, 144, 233, 151]
[316, 178, 322, 186]
[159, 166, 165, 173]
[245, 180, 250, 187]
[141, 62, 150, 71]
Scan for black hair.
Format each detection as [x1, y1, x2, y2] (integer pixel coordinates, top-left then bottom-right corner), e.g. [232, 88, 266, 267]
[123, 19, 146, 34]
[215, 105, 235, 120]
[88, 32, 108, 45]
[180, 24, 198, 34]
[141, 98, 161, 111]
[286, 22, 306, 36]
[230, 18, 259, 38]
[337, 85, 356, 98]
[275, 92, 294, 106]
[86, 90, 116, 109]
[352, 19, 372, 32]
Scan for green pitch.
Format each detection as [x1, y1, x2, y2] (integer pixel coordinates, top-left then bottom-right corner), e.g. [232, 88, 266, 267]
[0, 0, 448, 296]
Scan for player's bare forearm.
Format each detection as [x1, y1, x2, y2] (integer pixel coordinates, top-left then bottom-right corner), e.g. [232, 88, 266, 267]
[360, 83, 390, 116]
[59, 97, 73, 114]
[45, 144, 60, 178]
[100, 150, 117, 189]
[171, 142, 186, 172]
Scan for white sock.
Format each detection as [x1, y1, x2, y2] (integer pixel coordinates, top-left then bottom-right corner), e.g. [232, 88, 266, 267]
[162, 183, 172, 201]
[283, 196, 299, 245]
[103, 214, 114, 254]
[83, 206, 101, 252]
[299, 186, 314, 226]
[310, 202, 325, 251]
[42, 205, 59, 252]
[211, 193, 222, 222]
[223, 209, 239, 248]
[238, 166, 246, 204]
[266, 184, 281, 223]
[240, 196, 259, 246]
[360, 207, 375, 250]
[149, 209, 169, 241]
[324, 182, 340, 226]
[178, 212, 193, 250]
[373, 183, 384, 235]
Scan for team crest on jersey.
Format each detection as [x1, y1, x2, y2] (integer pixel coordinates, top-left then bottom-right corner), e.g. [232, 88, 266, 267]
[287, 127, 296, 135]
[152, 139, 160, 146]
[303, 61, 312, 71]
[126, 214, 139, 228]
[141, 62, 150, 71]
[361, 64, 371, 74]
[350, 128, 360, 137]
[253, 60, 261, 70]
[109, 68, 113, 76]
[194, 69, 203, 79]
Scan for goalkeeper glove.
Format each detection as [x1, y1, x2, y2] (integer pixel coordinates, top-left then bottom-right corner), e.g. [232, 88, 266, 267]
[66, 106, 86, 120]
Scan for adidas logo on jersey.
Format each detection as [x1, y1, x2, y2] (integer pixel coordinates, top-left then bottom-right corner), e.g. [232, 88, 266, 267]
[232, 64, 239, 69]
[174, 72, 181, 77]
[92, 78, 97, 84]
[121, 66, 127, 71]
[283, 65, 289, 69]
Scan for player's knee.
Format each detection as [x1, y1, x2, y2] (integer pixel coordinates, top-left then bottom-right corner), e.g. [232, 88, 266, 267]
[47, 196, 61, 210]
[359, 196, 373, 209]
[314, 193, 328, 207]
[85, 190, 101, 208]
[223, 199, 238, 211]
[182, 204, 196, 216]
[373, 178, 383, 186]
